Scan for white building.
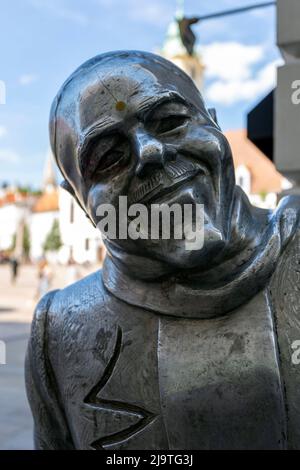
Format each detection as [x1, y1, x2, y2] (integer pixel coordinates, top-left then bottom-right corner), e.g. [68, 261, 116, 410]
[30, 193, 59, 261]
[0, 151, 104, 264]
[58, 187, 103, 265]
[0, 187, 34, 255]
[28, 152, 104, 265]
[0, 200, 26, 251]
[225, 130, 292, 209]
[29, 152, 60, 261]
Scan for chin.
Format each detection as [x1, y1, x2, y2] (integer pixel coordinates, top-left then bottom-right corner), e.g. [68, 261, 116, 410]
[143, 228, 226, 271]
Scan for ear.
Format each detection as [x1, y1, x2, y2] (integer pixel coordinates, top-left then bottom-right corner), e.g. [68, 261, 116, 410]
[208, 108, 221, 129]
[60, 179, 96, 228]
[60, 179, 75, 196]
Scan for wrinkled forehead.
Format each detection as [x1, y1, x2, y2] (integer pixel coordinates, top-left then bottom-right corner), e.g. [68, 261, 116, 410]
[76, 61, 181, 131]
[54, 57, 206, 137]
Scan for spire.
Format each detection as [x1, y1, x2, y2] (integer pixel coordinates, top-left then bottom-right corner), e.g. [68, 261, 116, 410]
[43, 150, 57, 192]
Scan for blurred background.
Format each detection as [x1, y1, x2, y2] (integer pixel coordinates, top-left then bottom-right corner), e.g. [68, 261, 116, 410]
[0, 0, 298, 450]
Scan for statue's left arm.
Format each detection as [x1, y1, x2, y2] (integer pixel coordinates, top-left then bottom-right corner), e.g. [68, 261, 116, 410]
[25, 290, 75, 450]
[270, 226, 300, 448]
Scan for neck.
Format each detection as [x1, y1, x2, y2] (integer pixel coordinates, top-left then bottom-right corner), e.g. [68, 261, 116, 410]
[102, 189, 299, 318]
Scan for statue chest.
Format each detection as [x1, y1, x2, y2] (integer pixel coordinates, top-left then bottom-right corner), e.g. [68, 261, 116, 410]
[61, 289, 286, 449]
[157, 289, 286, 449]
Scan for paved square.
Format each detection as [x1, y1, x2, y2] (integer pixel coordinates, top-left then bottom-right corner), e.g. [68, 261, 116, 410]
[0, 263, 94, 449]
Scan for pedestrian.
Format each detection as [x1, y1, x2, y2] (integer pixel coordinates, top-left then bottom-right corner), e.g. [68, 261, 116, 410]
[37, 258, 53, 299]
[10, 257, 19, 284]
[65, 256, 80, 286]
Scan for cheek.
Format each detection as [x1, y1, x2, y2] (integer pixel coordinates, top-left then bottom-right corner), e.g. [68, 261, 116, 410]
[177, 124, 231, 170]
[86, 184, 108, 216]
[84, 146, 137, 216]
[86, 172, 132, 222]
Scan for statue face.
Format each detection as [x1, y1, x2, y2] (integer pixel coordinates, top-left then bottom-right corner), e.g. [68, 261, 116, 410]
[51, 52, 235, 268]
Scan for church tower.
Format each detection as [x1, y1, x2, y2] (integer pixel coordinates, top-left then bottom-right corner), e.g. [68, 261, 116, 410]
[160, 0, 205, 90]
[42, 150, 57, 193]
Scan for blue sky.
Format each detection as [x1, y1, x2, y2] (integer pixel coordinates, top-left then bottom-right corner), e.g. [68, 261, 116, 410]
[0, 0, 279, 187]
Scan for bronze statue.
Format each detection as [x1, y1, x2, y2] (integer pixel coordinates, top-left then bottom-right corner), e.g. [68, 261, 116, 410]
[26, 51, 300, 450]
[178, 17, 200, 56]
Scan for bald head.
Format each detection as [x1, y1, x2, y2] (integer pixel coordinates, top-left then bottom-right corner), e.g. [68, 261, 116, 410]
[50, 51, 214, 200]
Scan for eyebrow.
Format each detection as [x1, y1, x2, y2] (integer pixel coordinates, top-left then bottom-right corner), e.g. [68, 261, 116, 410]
[78, 90, 187, 168]
[136, 91, 187, 117]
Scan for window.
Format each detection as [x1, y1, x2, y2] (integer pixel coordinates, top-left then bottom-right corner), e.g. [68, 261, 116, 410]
[70, 200, 74, 224]
[237, 175, 245, 187]
[236, 165, 251, 195]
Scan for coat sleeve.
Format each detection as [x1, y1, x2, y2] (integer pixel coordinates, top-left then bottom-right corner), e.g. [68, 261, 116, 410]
[269, 228, 300, 448]
[25, 290, 75, 450]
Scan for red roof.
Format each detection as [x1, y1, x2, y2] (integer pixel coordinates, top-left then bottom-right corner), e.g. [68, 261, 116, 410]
[225, 129, 285, 194]
[32, 190, 59, 213]
[0, 191, 29, 207]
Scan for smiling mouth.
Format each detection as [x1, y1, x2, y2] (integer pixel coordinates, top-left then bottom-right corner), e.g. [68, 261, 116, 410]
[130, 160, 208, 205]
[142, 171, 201, 205]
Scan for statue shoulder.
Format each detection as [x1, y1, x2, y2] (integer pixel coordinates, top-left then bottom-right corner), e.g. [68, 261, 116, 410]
[25, 287, 76, 449]
[28, 270, 108, 361]
[25, 269, 111, 449]
[27, 290, 59, 374]
[33, 288, 58, 320]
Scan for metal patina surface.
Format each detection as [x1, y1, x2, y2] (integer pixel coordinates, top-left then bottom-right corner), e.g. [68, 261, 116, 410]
[26, 51, 300, 449]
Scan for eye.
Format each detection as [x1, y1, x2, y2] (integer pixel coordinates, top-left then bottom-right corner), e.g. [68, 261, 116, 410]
[86, 136, 129, 178]
[94, 148, 125, 173]
[147, 115, 189, 135]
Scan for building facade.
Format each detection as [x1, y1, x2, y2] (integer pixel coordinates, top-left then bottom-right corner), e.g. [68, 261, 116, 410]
[0, 153, 104, 265]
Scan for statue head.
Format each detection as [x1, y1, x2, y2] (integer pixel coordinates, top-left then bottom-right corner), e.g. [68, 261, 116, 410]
[50, 51, 236, 269]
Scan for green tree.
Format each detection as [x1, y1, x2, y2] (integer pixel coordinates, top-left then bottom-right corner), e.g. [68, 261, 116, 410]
[43, 219, 62, 252]
[259, 190, 267, 201]
[23, 224, 31, 258]
[10, 233, 16, 252]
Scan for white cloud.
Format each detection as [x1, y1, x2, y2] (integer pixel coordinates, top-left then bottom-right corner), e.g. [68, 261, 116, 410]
[201, 42, 264, 81]
[19, 74, 39, 86]
[205, 59, 282, 106]
[0, 148, 20, 164]
[0, 126, 7, 139]
[200, 41, 283, 105]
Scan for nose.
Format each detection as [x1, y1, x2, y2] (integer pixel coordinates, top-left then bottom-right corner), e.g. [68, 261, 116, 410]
[132, 127, 171, 177]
